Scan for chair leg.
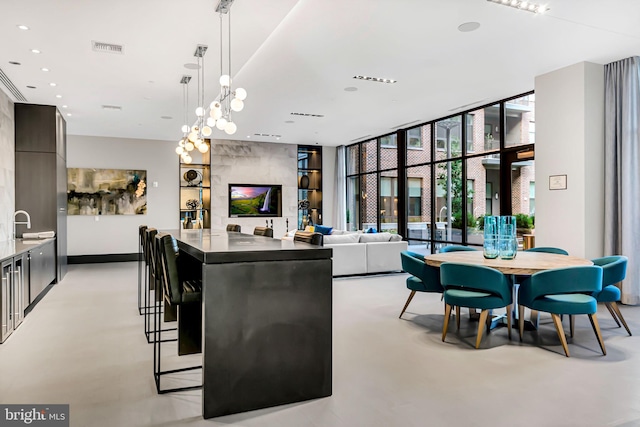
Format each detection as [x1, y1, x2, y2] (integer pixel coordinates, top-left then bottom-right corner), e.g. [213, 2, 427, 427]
[399, 290, 416, 319]
[551, 314, 570, 357]
[604, 302, 622, 327]
[475, 310, 489, 349]
[506, 304, 512, 340]
[588, 314, 607, 355]
[442, 304, 452, 342]
[456, 306, 461, 330]
[529, 309, 540, 328]
[609, 302, 632, 336]
[518, 305, 525, 342]
[569, 315, 575, 338]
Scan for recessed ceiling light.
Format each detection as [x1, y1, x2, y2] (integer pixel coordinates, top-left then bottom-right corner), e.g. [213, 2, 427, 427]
[246, 135, 251, 138]
[41, 67, 49, 72]
[8, 61, 21, 65]
[49, 83, 57, 87]
[56, 95, 62, 98]
[66, 113, 71, 116]
[17, 25, 29, 30]
[31, 49, 41, 54]
[344, 87, 358, 92]
[62, 105, 68, 108]
[458, 22, 481, 32]
[353, 75, 397, 84]
[26, 85, 36, 89]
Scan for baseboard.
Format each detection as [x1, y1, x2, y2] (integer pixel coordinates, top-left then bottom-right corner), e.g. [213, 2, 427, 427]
[68, 253, 138, 264]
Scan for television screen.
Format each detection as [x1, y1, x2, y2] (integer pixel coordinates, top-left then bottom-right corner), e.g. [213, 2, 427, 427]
[229, 184, 282, 217]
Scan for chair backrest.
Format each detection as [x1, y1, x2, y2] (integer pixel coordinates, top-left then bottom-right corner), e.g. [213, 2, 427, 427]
[294, 231, 323, 246]
[145, 228, 158, 273]
[253, 226, 274, 238]
[226, 224, 241, 232]
[439, 245, 477, 253]
[525, 247, 569, 255]
[156, 233, 182, 305]
[521, 266, 603, 302]
[591, 255, 627, 286]
[400, 251, 442, 291]
[440, 262, 511, 302]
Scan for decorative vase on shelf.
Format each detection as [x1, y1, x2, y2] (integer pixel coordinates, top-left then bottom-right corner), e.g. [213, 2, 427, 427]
[184, 216, 193, 229]
[302, 215, 308, 229]
[498, 215, 517, 259]
[483, 216, 499, 259]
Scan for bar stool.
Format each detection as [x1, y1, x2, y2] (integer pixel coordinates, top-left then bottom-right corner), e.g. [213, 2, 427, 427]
[138, 225, 147, 315]
[226, 224, 241, 232]
[142, 227, 177, 344]
[154, 232, 202, 393]
[294, 231, 323, 246]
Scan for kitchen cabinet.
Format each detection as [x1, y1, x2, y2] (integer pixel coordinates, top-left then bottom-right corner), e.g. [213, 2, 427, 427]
[15, 103, 67, 282]
[29, 240, 56, 304]
[1, 253, 27, 343]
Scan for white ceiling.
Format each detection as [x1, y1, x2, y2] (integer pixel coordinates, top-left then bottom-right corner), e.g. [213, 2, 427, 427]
[1, 0, 639, 147]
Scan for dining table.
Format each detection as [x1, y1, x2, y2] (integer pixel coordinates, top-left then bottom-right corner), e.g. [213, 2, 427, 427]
[423, 249, 594, 329]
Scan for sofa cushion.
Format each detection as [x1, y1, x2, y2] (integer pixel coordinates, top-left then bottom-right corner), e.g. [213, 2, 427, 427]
[359, 232, 393, 243]
[314, 224, 333, 235]
[323, 233, 360, 245]
[389, 233, 403, 242]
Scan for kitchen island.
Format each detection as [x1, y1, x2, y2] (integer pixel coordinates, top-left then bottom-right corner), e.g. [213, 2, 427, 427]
[168, 229, 333, 419]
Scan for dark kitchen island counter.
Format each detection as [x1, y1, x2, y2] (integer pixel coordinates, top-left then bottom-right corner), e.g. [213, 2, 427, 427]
[166, 229, 333, 419]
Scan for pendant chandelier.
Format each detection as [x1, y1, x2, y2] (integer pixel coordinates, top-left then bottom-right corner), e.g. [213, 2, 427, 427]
[207, 2, 246, 135]
[176, 46, 209, 163]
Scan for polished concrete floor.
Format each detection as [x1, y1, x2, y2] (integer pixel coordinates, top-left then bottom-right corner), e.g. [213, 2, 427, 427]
[1, 262, 640, 426]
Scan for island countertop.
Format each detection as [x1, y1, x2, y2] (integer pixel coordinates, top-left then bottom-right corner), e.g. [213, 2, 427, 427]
[163, 229, 332, 264]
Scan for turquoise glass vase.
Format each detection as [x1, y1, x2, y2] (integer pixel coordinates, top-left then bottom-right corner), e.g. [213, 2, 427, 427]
[498, 215, 517, 259]
[483, 216, 499, 259]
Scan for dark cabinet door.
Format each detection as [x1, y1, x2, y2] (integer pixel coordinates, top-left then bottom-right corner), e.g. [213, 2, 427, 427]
[15, 104, 58, 153]
[15, 152, 57, 234]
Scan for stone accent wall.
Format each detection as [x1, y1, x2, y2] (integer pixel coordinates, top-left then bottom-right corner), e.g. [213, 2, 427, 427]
[210, 139, 297, 237]
[0, 90, 14, 242]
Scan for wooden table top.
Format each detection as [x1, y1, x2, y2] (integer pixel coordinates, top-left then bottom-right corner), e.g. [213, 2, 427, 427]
[424, 250, 592, 275]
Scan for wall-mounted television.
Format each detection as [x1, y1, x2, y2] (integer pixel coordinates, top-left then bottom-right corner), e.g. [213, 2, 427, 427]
[229, 184, 282, 217]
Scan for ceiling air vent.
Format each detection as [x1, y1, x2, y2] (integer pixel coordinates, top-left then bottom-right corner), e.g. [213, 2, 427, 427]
[92, 41, 124, 54]
[0, 67, 27, 101]
[290, 112, 324, 118]
[102, 105, 122, 111]
[391, 120, 421, 129]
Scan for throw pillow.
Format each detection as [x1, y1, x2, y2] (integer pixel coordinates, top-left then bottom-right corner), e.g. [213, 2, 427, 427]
[304, 226, 315, 232]
[359, 232, 393, 243]
[366, 227, 377, 233]
[314, 224, 333, 235]
[389, 234, 403, 242]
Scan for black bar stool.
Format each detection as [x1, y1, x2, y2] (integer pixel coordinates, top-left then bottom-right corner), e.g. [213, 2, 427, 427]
[226, 224, 241, 232]
[253, 226, 273, 237]
[138, 225, 147, 315]
[142, 227, 177, 344]
[154, 232, 202, 393]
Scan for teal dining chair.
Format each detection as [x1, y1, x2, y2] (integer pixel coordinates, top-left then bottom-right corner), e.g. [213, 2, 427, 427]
[518, 265, 605, 357]
[440, 263, 512, 349]
[525, 247, 569, 255]
[440, 245, 478, 253]
[399, 251, 443, 318]
[591, 256, 631, 336]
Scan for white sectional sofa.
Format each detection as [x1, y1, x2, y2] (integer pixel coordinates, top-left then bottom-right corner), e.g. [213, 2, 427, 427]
[323, 231, 408, 276]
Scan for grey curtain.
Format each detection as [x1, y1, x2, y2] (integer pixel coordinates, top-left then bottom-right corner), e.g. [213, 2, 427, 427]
[604, 56, 640, 305]
[333, 145, 347, 230]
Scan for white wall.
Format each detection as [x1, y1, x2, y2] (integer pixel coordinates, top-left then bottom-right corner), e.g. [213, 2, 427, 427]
[534, 61, 604, 258]
[209, 139, 298, 238]
[322, 145, 336, 228]
[0, 90, 14, 242]
[66, 135, 178, 255]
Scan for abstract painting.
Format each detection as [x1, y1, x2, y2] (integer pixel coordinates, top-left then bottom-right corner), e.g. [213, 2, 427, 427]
[67, 168, 147, 215]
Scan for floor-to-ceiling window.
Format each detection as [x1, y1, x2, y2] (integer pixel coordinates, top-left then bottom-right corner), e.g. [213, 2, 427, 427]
[345, 92, 535, 251]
